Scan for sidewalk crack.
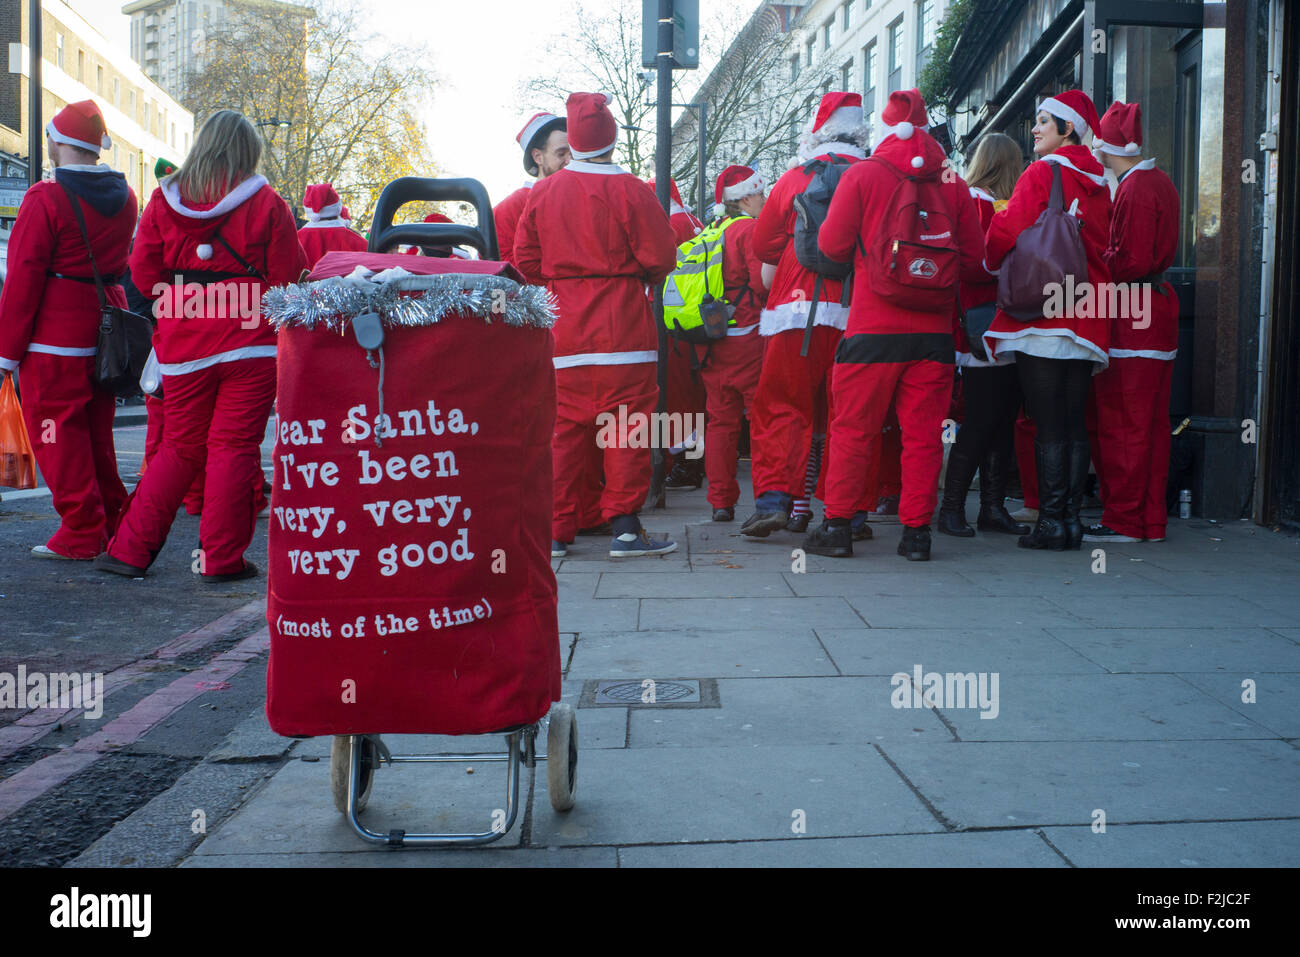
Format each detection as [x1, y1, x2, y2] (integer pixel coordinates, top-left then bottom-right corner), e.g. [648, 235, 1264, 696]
[1033, 827, 1077, 867]
[873, 743, 958, 832]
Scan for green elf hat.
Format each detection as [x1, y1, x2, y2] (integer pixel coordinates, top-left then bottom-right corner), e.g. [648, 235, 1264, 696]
[154, 157, 179, 180]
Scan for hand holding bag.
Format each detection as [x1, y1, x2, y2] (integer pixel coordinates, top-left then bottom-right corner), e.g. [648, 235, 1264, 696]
[0, 372, 37, 489]
[995, 163, 1089, 321]
[960, 302, 998, 363]
[58, 183, 154, 397]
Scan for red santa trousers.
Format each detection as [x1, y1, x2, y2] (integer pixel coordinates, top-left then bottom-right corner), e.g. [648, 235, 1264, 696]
[143, 395, 205, 515]
[553, 363, 656, 542]
[17, 353, 126, 558]
[109, 357, 275, 575]
[1090, 356, 1174, 540]
[700, 331, 763, 509]
[1015, 412, 1038, 509]
[749, 326, 840, 497]
[665, 339, 706, 467]
[824, 359, 952, 527]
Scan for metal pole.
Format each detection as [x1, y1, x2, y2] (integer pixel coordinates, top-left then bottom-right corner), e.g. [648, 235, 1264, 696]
[648, 0, 674, 510]
[697, 100, 707, 221]
[28, 0, 42, 187]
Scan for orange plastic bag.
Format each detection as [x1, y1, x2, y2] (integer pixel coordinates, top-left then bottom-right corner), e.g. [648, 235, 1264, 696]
[0, 372, 37, 489]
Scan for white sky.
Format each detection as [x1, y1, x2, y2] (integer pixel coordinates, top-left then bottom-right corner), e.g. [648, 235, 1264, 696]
[64, 0, 646, 206]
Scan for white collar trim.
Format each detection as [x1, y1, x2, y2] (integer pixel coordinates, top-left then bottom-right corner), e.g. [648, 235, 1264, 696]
[566, 160, 628, 176]
[969, 186, 995, 203]
[300, 218, 351, 230]
[813, 142, 867, 160]
[1040, 153, 1107, 186]
[160, 174, 268, 219]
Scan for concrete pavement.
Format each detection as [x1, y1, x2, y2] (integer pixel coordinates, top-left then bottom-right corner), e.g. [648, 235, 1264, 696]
[73, 464, 1300, 868]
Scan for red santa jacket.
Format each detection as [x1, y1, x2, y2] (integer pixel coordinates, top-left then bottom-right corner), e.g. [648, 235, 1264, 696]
[952, 188, 1007, 365]
[752, 148, 865, 337]
[1103, 159, 1180, 358]
[721, 216, 767, 331]
[513, 160, 678, 369]
[0, 166, 136, 371]
[297, 218, 367, 267]
[983, 145, 1113, 365]
[495, 183, 531, 266]
[669, 207, 703, 246]
[819, 130, 985, 347]
[130, 175, 308, 373]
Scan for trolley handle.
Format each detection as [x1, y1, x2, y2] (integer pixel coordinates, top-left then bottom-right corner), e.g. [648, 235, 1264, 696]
[368, 176, 499, 261]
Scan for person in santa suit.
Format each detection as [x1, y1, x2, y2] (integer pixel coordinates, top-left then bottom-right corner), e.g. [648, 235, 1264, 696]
[740, 91, 869, 538]
[700, 165, 768, 522]
[1083, 101, 1180, 544]
[495, 111, 569, 268]
[96, 110, 309, 581]
[937, 131, 1032, 539]
[802, 89, 987, 561]
[0, 100, 136, 559]
[514, 92, 679, 558]
[982, 90, 1113, 551]
[648, 176, 707, 486]
[297, 182, 366, 266]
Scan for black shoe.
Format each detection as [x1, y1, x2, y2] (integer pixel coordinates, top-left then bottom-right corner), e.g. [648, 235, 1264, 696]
[785, 512, 811, 533]
[803, 521, 852, 558]
[202, 560, 259, 583]
[897, 524, 932, 561]
[712, 507, 734, 522]
[1081, 524, 1141, 543]
[939, 442, 979, 537]
[740, 510, 789, 537]
[1018, 440, 1068, 550]
[576, 521, 612, 536]
[937, 508, 975, 537]
[976, 446, 1030, 534]
[850, 512, 873, 541]
[94, 552, 148, 578]
[665, 458, 704, 489]
[1062, 440, 1091, 550]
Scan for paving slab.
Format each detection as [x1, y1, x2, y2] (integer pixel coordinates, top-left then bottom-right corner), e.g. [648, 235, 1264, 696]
[955, 568, 1180, 597]
[1041, 820, 1300, 867]
[530, 745, 940, 846]
[565, 629, 838, 679]
[638, 597, 865, 631]
[1237, 593, 1300, 626]
[878, 739, 1300, 829]
[934, 674, 1277, 741]
[594, 572, 793, 599]
[1043, 595, 1296, 630]
[207, 708, 295, 763]
[556, 558, 692, 574]
[183, 846, 618, 867]
[555, 573, 600, 601]
[627, 677, 951, 748]
[785, 572, 992, 598]
[558, 598, 638, 633]
[1043, 627, 1300, 673]
[1176, 672, 1300, 738]
[618, 829, 1066, 867]
[848, 596, 1077, 629]
[816, 627, 1107, 677]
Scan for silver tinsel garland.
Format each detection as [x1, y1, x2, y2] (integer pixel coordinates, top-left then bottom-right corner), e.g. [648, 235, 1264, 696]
[261, 273, 556, 332]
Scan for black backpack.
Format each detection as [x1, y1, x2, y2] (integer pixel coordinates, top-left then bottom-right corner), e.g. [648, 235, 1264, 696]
[792, 153, 855, 279]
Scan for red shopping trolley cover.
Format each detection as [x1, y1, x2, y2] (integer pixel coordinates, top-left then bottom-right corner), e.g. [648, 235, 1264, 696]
[263, 252, 560, 736]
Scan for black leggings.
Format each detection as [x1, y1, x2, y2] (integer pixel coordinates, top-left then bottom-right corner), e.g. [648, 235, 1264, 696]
[953, 364, 1021, 462]
[1015, 353, 1092, 444]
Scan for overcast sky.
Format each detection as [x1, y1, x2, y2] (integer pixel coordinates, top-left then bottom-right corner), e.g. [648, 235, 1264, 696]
[64, 0, 655, 205]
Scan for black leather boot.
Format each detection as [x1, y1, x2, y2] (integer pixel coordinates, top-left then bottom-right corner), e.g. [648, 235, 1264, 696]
[1018, 441, 1067, 550]
[937, 442, 979, 537]
[665, 457, 704, 489]
[1062, 440, 1091, 550]
[803, 520, 853, 558]
[897, 524, 932, 561]
[977, 447, 1031, 534]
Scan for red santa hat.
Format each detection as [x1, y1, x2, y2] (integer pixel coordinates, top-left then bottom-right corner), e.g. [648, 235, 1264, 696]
[1096, 100, 1143, 156]
[811, 91, 863, 137]
[302, 183, 342, 221]
[647, 178, 686, 208]
[879, 89, 934, 169]
[47, 99, 111, 154]
[423, 213, 453, 224]
[1038, 89, 1101, 141]
[340, 206, 351, 221]
[566, 92, 618, 160]
[517, 111, 566, 176]
[715, 165, 764, 204]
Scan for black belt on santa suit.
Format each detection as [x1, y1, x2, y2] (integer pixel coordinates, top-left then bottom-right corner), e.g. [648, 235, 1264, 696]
[1132, 272, 1170, 296]
[46, 270, 122, 285]
[169, 270, 262, 285]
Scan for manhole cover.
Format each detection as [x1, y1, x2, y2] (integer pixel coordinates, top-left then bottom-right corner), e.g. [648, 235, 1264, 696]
[579, 678, 720, 709]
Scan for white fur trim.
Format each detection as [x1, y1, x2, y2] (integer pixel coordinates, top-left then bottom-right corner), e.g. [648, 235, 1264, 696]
[814, 105, 864, 136]
[760, 263, 777, 289]
[569, 137, 619, 160]
[1097, 139, 1142, 156]
[552, 350, 655, 369]
[305, 201, 343, 220]
[721, 171, 764, 201]
[1038, 97, 1089, 138]
[895, 121, 915, 141]
[911, 156, 924, 169]
[26, 343, 97, 357]
[519, 114, 559, 153]
[158, 346, 277, 376]
[565, 160, 627, 175]
[759, 300, 849, 336]
[0, 356, 19, 371]
[970, 186, 995, 203]
[196, 244, 213, 260]
[1039, 153, 1107, 187]
[983, 325, 1108, 370]
[727, 324, 759, 336]
[300, 218, 352, 230]
[1110, 347, 1176, 360]
[796, 140, 868, 165]
[161, 175, 269, 220]
[46, 121, 102, 154]
[956, 348, 1015, 368]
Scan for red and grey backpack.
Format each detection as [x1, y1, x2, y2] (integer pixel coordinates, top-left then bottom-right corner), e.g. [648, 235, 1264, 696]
[864, 156, 960, 312]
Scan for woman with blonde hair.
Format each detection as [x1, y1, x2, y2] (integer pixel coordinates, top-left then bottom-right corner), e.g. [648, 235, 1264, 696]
[938, 132, 1030, 538]
[96, 109, 308, 580]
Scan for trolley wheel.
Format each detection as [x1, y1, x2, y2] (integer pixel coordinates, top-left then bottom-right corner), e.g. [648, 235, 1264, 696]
[330, 735, 377, 814]
[546, 703, 578, 812]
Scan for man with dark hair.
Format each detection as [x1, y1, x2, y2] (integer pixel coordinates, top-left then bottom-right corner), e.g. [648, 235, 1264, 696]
[495, 111, 569, 268]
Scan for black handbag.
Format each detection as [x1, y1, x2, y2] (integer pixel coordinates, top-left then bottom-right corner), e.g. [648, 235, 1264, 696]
[960, 301, 997, 363]
[59, 182, 154, 398]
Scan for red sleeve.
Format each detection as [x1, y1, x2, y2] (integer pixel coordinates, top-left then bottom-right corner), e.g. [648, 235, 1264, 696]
[128, 196, 168, 299]
[952, 179, 989, 283]
[722, 219, 750, 293]
[624, 182, 678, 284]
[512, 191, 543, 285]
[494, 201, 517, 266]
[985, 162, 1049, 269]
[1102, 187, 1160, 282]
[752, 169, 796, 264]
[0, 188, 58, 364]
[264, 192, 310, 286]
[818, 163, 866, 264]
